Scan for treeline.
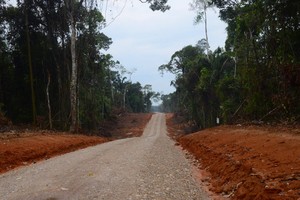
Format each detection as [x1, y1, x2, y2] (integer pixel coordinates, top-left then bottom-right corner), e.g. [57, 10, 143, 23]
[0, 0, 159, 131]
[160, 0, 300, 129]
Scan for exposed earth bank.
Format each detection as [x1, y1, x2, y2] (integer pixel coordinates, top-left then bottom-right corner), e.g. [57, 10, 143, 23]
[166, 114, 300, 199]
[0, 113, 152, 174]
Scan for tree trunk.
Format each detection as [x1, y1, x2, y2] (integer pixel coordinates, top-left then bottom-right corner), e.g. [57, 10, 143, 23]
[46, 70, 52, 129]
[69, 12, 78, 132]
[204, 4, 209, 60]
[109, 70, 114, 103]
[25, 1, 37, 125]
[123, 85, 127, 109]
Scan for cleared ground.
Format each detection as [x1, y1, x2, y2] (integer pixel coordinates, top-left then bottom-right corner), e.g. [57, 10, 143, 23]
[167, 114, 300, 199]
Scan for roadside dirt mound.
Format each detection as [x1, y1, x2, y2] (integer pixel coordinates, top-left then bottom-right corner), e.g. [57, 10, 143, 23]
[0, 113, 152, 174]
[0, 134, 108, 174]
[176, 125, 300, 199]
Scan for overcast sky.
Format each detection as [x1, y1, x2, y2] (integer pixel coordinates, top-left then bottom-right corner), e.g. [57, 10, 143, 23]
[102, 0, 227, 97]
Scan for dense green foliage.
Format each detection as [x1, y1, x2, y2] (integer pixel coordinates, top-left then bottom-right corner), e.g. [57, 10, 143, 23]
[1, 0, 299, 131]
[160, 0, 300, 128]
[0, 0, 157, 131]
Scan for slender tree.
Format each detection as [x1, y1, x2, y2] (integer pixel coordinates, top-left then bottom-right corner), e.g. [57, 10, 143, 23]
[64, 0, 84, 132]
[190, 0, 213, 59]
[25, 0, 37, 125]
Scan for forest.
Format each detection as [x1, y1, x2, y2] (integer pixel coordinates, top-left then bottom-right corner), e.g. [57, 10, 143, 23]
[0, 0, 299, 132]
[160, 0, 300, 129]
[0, 0, 163, 131]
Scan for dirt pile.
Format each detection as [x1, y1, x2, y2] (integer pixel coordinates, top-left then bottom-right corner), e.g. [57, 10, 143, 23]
[166, 114, 300, 199]
[0, 134, 108, 174]
[172, 123, 300, 199]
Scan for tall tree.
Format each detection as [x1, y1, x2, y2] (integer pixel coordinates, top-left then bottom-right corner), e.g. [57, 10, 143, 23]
[63, 0, 81, 132]
[190, 0, 213, 58]
[24, 0, 36, 125]
[76, 7, 112, 130]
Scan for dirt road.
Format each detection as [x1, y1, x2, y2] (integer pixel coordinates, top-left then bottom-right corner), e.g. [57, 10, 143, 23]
[0, 113, 209, 200]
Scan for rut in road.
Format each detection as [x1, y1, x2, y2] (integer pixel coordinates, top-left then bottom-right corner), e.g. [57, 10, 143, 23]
[0, 113, 209, 200]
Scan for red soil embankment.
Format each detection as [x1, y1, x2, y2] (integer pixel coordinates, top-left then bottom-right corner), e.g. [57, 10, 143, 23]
[166, 113, 300, 199]
[178, 126, 300, 199]
[0, 134, 108, 174]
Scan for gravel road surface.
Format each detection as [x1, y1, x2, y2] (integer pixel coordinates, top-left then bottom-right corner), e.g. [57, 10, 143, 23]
[0, 113, 209, 200]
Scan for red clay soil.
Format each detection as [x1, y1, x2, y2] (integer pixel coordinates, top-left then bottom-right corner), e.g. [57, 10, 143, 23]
[0, 113, 152, 174]
[167, 114, 300, 200]
[0, 134, 108, 174]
